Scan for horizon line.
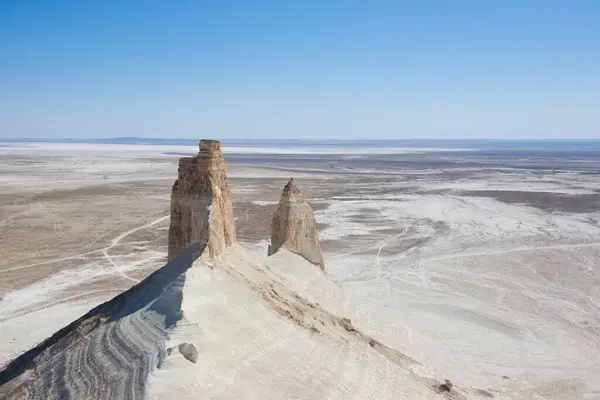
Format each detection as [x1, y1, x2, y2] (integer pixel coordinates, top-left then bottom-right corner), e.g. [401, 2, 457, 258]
[2, 137, 599, 143]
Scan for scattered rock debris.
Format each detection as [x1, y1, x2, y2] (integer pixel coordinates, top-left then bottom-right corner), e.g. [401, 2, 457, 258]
[439, 379, 454, 392]
[339, 317, 357, 332]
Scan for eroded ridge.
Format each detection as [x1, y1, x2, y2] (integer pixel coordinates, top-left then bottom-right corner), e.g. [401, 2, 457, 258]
[0, 244, 204, 400]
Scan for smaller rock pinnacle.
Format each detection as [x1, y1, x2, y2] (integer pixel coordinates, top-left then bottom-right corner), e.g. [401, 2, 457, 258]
[269, 179, 325, 269]
[283, 178, 300, 196]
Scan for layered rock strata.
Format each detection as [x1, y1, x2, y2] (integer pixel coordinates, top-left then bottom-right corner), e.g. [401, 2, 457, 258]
[168, 139, 236, 262]
[268, 178, 325, 269]
[0, 244, 204, 400]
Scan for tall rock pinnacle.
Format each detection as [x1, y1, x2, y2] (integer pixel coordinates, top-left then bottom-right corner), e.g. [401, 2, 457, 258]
[268, 178, 325, 269]
[168, 140, 236, 262]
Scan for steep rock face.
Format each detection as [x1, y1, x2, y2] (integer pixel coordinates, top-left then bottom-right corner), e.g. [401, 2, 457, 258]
[268, 178, 325, 269]
[168, 140, 236, 262]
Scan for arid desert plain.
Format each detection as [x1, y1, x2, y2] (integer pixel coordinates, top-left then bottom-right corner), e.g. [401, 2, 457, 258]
[1, 141, 599, 399]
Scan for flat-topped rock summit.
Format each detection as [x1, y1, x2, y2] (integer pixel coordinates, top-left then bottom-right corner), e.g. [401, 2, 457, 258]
[268, 178, 325, 269]
[168, 139, 236, 263]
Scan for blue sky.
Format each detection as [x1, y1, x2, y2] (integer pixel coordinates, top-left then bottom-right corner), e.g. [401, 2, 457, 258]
[0, 1, 598, 139]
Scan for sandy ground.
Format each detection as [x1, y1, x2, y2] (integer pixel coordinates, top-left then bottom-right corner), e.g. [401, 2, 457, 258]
[1, 142, 599, 399]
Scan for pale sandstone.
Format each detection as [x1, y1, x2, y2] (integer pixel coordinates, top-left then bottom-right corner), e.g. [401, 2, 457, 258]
[167, 140, 236, 262]
[268, 178, 325, 269]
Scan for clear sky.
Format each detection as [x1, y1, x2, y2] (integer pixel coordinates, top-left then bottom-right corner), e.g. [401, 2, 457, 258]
[0, 1, 598, 140]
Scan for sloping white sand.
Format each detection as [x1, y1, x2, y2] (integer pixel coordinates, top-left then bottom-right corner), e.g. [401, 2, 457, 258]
[313, 190, 600, 400]
[147, 245, 476, 400]
[0, 245, 203, 399]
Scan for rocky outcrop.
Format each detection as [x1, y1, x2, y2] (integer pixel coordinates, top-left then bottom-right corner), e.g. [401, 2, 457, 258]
[0, 141, 460, 400]
[0, 139, 238, 399]
[0, 139, 237, 399]
[268, 178, 325, 269]
[168, 140, 236, 262]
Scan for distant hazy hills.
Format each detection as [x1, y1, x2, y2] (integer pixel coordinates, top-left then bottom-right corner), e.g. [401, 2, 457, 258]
[2, 137, 600, 150]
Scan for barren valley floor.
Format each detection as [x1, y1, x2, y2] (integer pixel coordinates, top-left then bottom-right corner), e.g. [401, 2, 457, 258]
[1, 142, 600, 399]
